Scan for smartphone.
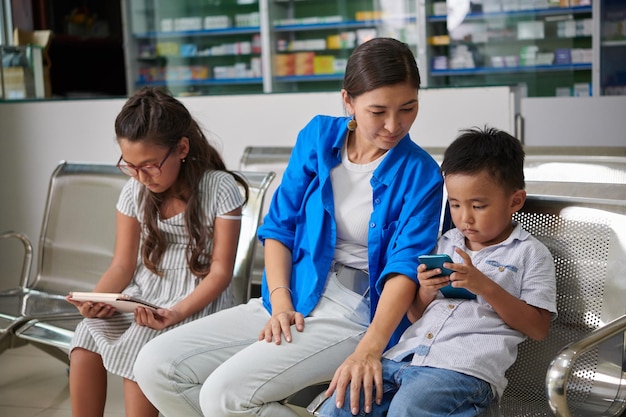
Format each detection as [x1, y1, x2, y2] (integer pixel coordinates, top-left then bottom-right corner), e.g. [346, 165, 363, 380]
[418, 254, 454, 276]
[418, 254, 477, 299]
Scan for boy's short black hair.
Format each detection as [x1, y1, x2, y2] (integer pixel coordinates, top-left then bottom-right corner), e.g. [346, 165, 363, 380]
[441, 126, 525, 192]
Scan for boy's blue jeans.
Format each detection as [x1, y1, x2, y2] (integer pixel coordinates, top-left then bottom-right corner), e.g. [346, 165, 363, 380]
[317, 358, 493, 417]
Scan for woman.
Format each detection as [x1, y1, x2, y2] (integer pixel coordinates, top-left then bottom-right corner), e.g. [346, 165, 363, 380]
[134, 37, 444, 417]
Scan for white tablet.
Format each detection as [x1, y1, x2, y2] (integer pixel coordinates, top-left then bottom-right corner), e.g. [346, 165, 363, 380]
[69, 292, 162, 313]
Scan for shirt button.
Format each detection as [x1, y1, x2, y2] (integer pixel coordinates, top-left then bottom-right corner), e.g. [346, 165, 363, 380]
[374, 198, 381, 204]
[448, 304, 455, 309]
[370, 222, 376, 228]
[427, 333, 434, 339]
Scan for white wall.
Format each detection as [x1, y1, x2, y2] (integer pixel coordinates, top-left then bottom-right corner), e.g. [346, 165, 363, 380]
[1, 86, 623, 288]
[522, 96, 626, 147]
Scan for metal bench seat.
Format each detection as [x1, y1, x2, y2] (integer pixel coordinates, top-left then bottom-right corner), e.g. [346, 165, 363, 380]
[485, 195, 626, 417]
[0, 161, 274, 364]
[239, 146, 293, 293]
[301, 194, 626, 417]
[239, 146, 626, 416]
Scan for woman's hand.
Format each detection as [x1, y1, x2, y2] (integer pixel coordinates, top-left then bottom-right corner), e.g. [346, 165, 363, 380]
[258, 310, 305, 344]
[66, 295, 116, 318]
[326, 349, 383, 415]
[134, 307, 183, 330]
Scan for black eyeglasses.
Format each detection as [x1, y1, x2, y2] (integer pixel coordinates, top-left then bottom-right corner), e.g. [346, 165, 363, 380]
[117, 147, 175, 178]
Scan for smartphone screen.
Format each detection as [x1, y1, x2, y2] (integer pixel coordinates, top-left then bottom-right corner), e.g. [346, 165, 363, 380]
[418, 254, 454, 276]
[418, 254, 477, 299]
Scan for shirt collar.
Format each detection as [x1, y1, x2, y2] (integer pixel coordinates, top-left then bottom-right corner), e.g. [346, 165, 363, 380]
[447, 222, 529, 248]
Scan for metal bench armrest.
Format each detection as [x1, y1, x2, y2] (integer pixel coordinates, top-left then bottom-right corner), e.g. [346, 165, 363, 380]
[0, 231, 33, 289]
[546, 314, 626, 417]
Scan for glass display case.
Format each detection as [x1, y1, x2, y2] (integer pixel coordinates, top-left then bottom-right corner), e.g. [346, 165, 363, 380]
[423, 1, 594, 97]
[125, 0, 263, 96]
[268, 0, 418, 92]
[123, 0, 621, 97]
[123, 0, 418, 95]
[599, 0, 626, 95]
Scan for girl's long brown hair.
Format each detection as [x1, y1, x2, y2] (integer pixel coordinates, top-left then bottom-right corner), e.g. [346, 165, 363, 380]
[114, 87, 248, 278]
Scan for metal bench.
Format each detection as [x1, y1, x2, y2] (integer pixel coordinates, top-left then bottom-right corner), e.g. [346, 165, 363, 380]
[484, 195, 626, 417]
[302, 194, 626, 417]
[0, 161, 274, 364]
[239, 146, 626, 416]
[239, 146, 292, 294]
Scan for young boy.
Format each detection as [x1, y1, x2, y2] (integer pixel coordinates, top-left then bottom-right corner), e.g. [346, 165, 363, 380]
[317, 127, 557, 417]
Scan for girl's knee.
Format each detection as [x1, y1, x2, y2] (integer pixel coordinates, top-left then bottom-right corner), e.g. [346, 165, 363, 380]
[69, 347, 103, 368]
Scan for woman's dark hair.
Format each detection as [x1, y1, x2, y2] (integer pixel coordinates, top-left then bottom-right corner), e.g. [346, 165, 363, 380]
[343, 37, 421, 98]
[441, 126, 525, 192]
[114, 87, 248, 278]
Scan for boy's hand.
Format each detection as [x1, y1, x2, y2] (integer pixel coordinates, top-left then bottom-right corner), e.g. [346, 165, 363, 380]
[448, 248, 492, 295]
[417, 263, 451, 297]
[411, 262, 451, 321]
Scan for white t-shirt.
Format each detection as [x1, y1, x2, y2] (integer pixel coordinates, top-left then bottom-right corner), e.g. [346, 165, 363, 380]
[331, 143, 387, 270]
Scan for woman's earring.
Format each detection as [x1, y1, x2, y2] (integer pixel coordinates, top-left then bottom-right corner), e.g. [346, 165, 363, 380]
[347, 118, 357, 131]
[181, 158, 186, 163]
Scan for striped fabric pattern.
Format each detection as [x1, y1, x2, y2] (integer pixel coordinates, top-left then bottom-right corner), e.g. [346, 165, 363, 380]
[70, 170, 244, 380]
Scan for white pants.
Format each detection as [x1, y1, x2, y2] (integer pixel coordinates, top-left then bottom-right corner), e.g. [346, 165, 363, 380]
[134, 273, 370, 417]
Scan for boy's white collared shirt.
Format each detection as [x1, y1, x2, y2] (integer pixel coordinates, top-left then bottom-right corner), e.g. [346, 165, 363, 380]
[383, 223, 557, 398]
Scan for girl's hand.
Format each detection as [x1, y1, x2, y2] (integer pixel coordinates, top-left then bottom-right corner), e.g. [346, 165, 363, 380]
[258, 310, 305, 344]
[134, 307, 182, 330]
[65, 295, 116, 318]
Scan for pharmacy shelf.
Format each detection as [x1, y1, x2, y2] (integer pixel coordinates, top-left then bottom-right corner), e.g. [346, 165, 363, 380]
[138, 53, 260, 60]
[444, 36, 592, 46]
[133, 26, 261, 40]
[427, 6, 593, 22]
[273, 17, 416, 32]
[136, 77, 263, 87]
[602, 40, 626, 47]
[274, 74, 344, 82]
[431, 63, 592, 76]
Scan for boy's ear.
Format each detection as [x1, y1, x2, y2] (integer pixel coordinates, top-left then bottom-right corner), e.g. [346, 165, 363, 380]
[510, 189, 526, 212]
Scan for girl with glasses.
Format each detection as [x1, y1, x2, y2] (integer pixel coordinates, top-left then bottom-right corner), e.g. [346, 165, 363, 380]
[66, 87, 248, 417]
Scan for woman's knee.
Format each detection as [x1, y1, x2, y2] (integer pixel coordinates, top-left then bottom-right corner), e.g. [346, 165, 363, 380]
[198, 369, 259, 416]
[199, 377, 235, 416]
[134, 335, 169, 384]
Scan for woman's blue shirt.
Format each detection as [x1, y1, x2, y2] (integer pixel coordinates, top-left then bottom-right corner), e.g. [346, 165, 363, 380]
[257, 115, 444, 346]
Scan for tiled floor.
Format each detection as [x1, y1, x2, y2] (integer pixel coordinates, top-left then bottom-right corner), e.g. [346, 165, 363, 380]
[0, 343, 310, 417]
[0, 344, 124, 417]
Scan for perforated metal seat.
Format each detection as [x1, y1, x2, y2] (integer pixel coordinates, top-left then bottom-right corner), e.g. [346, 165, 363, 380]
[482, 196, 626, 417]
[305, 195, 626, 416]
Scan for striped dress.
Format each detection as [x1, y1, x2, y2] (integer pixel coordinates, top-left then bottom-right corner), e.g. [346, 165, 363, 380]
[70, 170, 244, 380]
